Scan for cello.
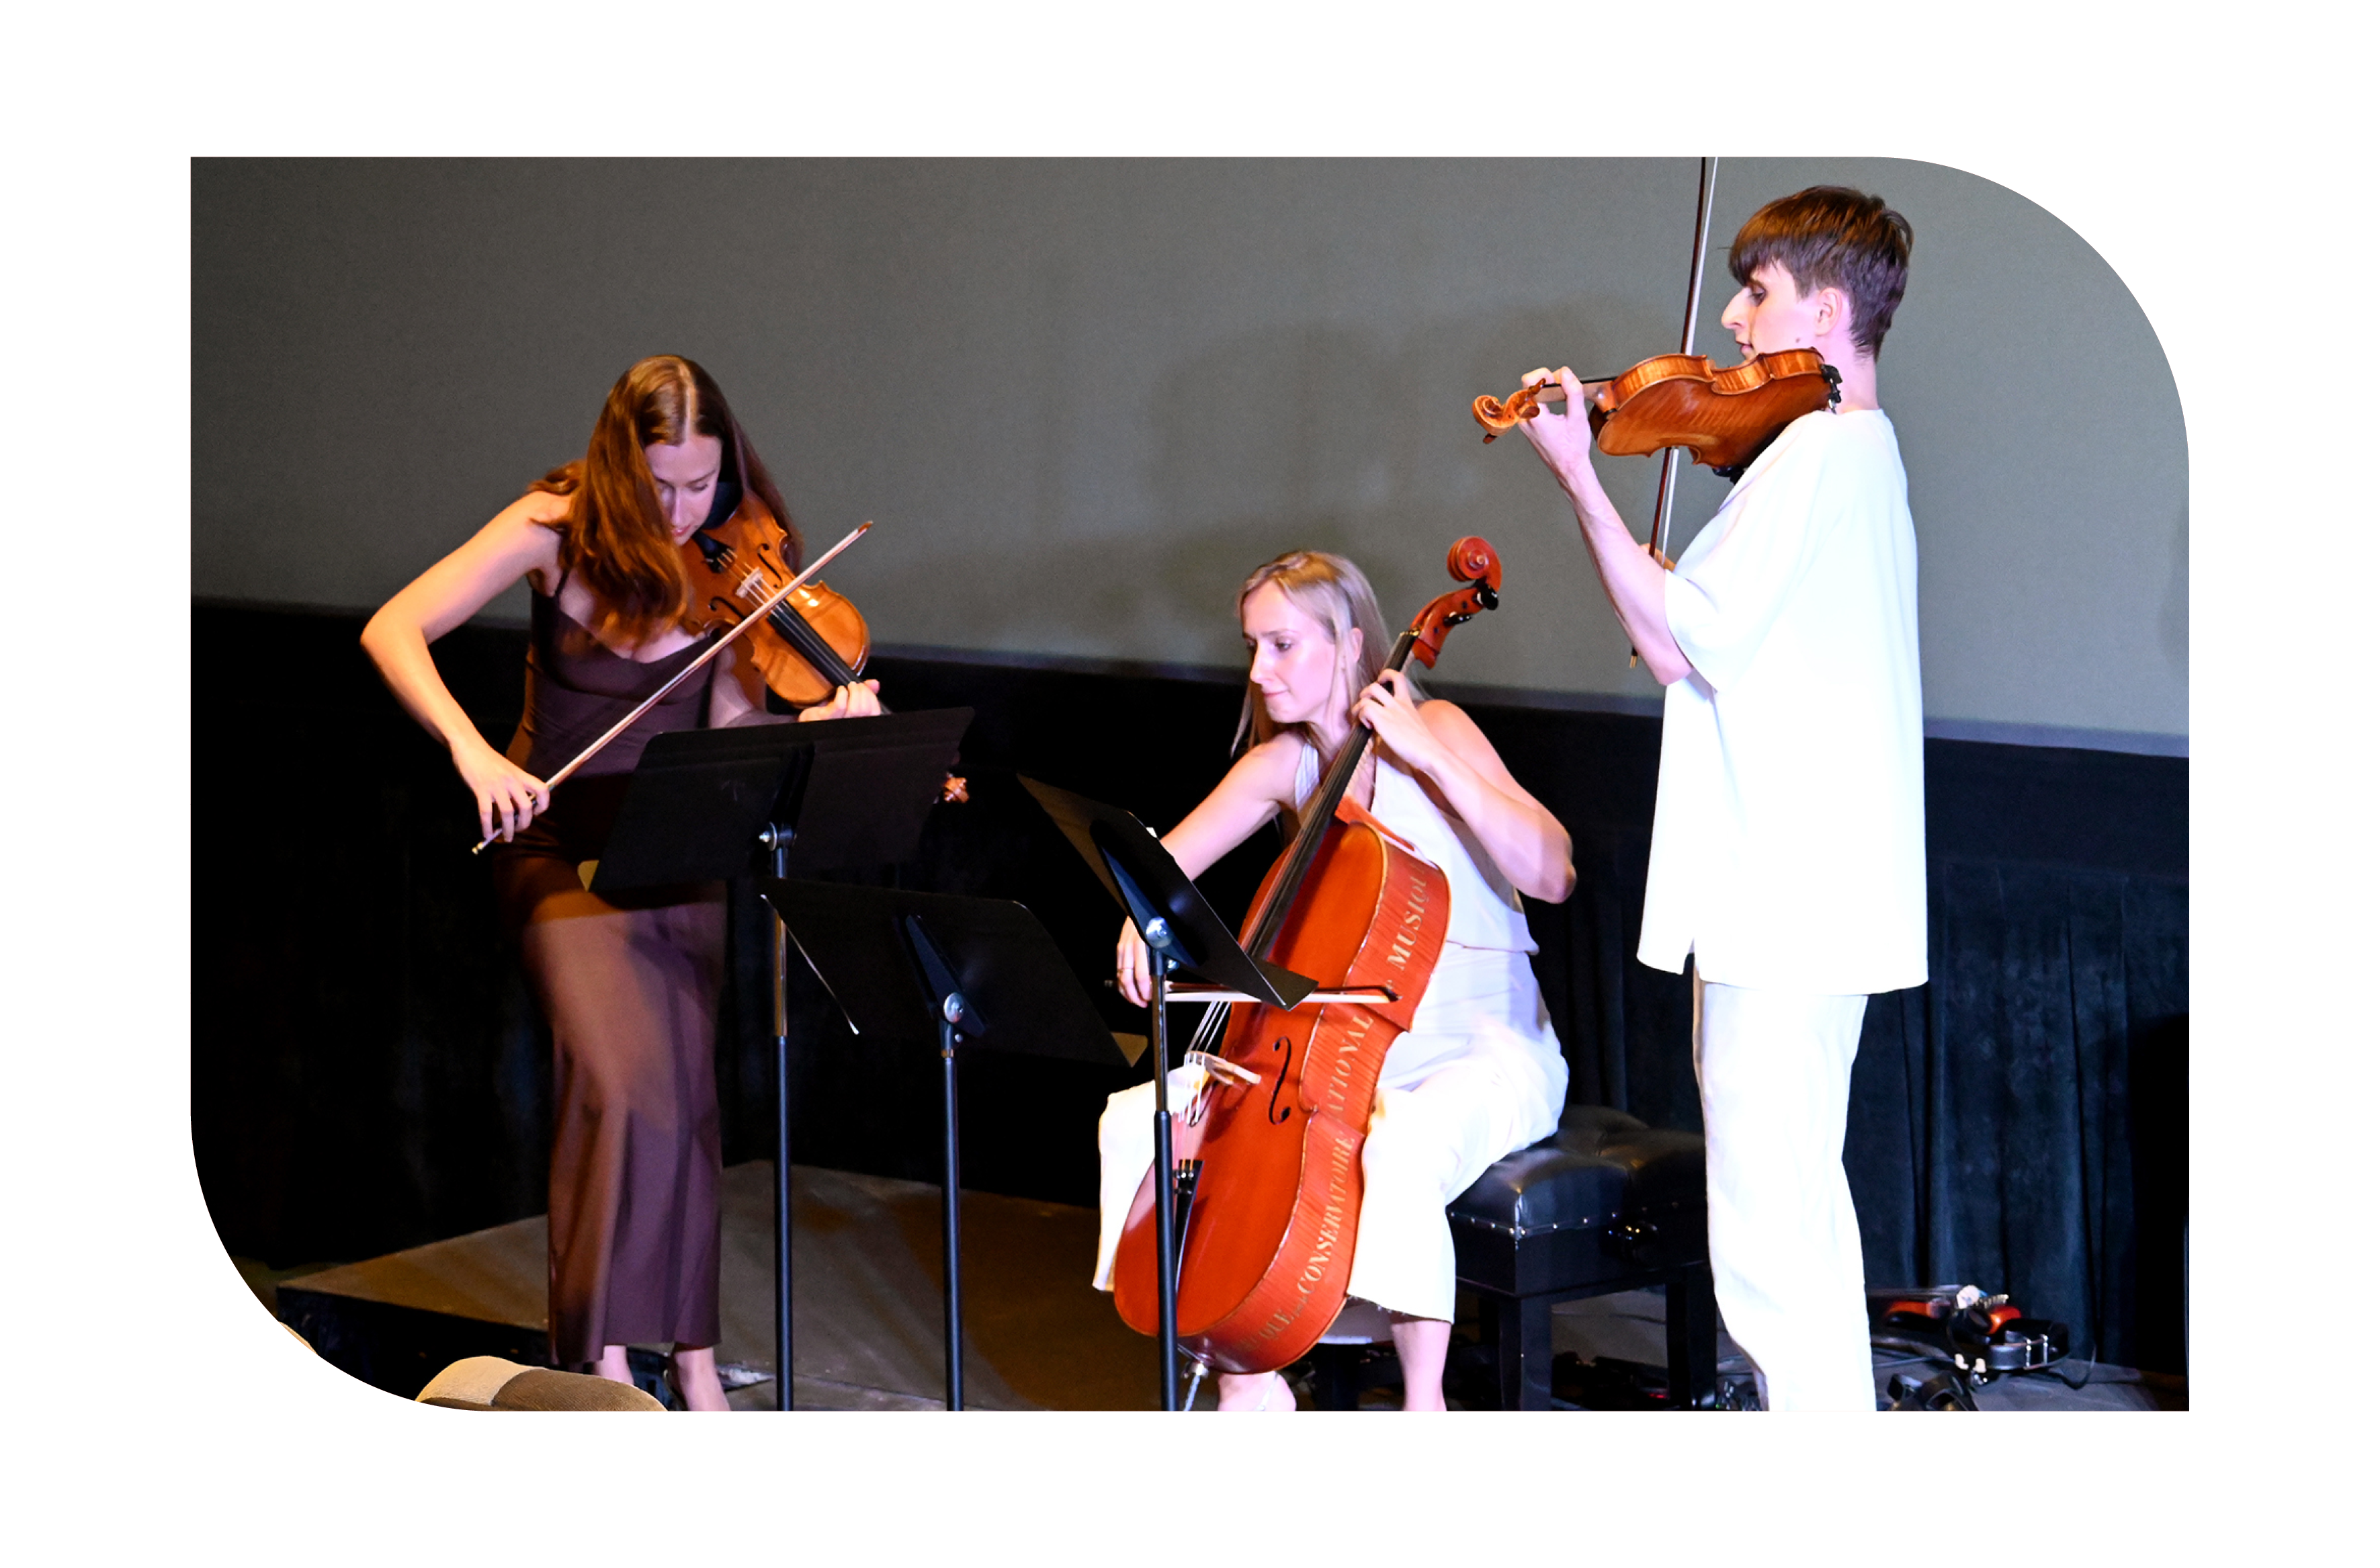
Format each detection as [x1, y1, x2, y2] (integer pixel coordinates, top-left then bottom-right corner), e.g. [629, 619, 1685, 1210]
[1111, 537, 1502, 1374]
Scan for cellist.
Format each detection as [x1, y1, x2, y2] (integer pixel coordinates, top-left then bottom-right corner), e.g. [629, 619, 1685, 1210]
[1095, 550, 1575, 1411]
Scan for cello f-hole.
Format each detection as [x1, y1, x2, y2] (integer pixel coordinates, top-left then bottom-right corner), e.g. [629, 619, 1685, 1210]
[1265, 1036, 1293, 1125]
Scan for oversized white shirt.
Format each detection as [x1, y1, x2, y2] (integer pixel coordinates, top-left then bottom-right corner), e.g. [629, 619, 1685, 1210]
[1640, 406, 1927, 994]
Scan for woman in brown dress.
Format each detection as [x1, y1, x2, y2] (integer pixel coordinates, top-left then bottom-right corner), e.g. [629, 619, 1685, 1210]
[362, 355, 878, 1409]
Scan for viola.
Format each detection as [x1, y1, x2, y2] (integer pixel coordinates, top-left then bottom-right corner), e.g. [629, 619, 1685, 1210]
[1110, 537, 1502, 1374]
[684, 496, 968, 802]
[1471, 347, 1839, 474]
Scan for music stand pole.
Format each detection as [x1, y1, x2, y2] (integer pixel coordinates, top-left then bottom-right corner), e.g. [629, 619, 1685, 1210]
[1148, 942, 1182, 1411]
[900, 913, 990, 1411]
[765, 822, 796, 1413]
[1113, 874, 1196, 1412]
[940, 997, 964, 1409]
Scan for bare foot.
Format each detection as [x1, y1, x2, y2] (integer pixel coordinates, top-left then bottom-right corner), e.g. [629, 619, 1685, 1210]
[1216, 1371, 1295, 1411]
[669, 1345, 731, 1411]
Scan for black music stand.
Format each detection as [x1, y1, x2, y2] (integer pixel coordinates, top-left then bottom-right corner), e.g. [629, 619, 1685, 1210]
[1017, 776, 1318, 1410]
[589, 708, 972, 1411]
[760, 882, 1132, 1409]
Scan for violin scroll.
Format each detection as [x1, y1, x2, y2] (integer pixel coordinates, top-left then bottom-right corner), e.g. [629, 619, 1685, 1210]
[1471, 382, 1557, 444]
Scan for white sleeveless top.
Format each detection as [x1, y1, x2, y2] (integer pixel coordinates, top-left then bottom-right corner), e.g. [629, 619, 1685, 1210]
[1292, 741, 1536, 954]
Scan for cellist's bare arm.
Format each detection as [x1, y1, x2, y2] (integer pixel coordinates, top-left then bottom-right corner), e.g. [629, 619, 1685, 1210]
[1115, 736, 1304, 1007]
[1353, 673, 1575, 903]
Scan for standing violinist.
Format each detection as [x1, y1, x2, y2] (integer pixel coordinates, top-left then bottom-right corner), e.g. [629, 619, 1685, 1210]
[1513, 187, 1923, 1411]
[362, 354, 880, 1409]
[1097, 550, 1575, 1411]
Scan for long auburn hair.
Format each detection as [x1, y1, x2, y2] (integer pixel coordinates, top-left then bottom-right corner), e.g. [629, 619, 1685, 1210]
[1232, 550, 1399, 759]
[528, 355, 799, 648]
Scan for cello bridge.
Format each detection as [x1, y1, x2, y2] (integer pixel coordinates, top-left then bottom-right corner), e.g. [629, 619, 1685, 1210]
[1185, 1050, 1260, 1087]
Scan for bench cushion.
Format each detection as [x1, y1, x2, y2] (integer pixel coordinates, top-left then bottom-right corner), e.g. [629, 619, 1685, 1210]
[1449, 1104, 1709, 1297]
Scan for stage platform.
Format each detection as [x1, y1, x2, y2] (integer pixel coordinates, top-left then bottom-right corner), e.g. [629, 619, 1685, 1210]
[273, 1160, 2184, 1411]
[279, 1159, 1168, 1410]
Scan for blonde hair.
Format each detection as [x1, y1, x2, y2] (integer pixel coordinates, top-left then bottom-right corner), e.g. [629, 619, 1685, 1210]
[1232, 550, 1402, 757]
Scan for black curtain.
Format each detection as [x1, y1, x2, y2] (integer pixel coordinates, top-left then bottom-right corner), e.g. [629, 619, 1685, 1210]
[193, 605, 2186, 1371]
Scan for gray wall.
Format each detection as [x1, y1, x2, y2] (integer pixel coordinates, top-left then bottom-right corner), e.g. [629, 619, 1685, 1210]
[194, 158, 2186, 748]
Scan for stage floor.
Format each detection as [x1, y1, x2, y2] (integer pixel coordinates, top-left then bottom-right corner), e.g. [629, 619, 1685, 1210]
[271, 1160, 2184, 1411]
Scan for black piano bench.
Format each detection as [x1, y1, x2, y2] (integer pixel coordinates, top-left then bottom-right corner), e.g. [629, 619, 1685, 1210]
[1449, 1104, 1719, 1410]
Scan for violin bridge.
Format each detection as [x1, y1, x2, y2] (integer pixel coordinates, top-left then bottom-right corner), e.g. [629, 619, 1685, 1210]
[1185, 1049, 1260, 1087]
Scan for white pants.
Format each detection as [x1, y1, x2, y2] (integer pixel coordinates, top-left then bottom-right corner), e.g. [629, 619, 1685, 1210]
[1693, 973, 1874, 1411]
[1094, 946, 1566, 1324]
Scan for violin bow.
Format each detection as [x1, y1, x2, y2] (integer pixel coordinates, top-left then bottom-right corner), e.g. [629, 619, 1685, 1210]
[1625, 156, 1716, 670]
[469, 520, 874, 854]
[1651, 156, 1719, 570]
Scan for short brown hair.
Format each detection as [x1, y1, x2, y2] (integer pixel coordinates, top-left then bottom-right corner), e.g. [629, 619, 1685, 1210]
[1729, 187, 1912, 359]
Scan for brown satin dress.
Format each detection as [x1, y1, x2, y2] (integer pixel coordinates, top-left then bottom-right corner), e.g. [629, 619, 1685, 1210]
[488, 573, 727, 1366]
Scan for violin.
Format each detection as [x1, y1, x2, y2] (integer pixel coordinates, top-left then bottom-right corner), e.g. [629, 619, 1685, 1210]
[683, 493, 874, 708]
[1109, 538, 1501, 1374]
[1472, 347, 1840, 475]
[684, 495, 968, 803]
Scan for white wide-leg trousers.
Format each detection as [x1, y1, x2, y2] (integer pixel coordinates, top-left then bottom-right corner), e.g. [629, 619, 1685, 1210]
[1693, 972, 1875, 1411]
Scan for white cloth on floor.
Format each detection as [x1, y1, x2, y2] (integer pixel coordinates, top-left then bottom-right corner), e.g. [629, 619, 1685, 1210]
[1693, 972, 1875, 1411]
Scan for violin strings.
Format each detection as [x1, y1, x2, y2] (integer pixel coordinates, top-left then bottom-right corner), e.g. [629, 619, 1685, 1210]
[715, 544, 863, 688]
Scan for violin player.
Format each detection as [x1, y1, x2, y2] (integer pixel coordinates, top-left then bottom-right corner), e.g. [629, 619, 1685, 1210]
[1513, 188, 1924, 1411]
[1099, 550, 1576, 1411]
[361, 355, 880, 1409]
